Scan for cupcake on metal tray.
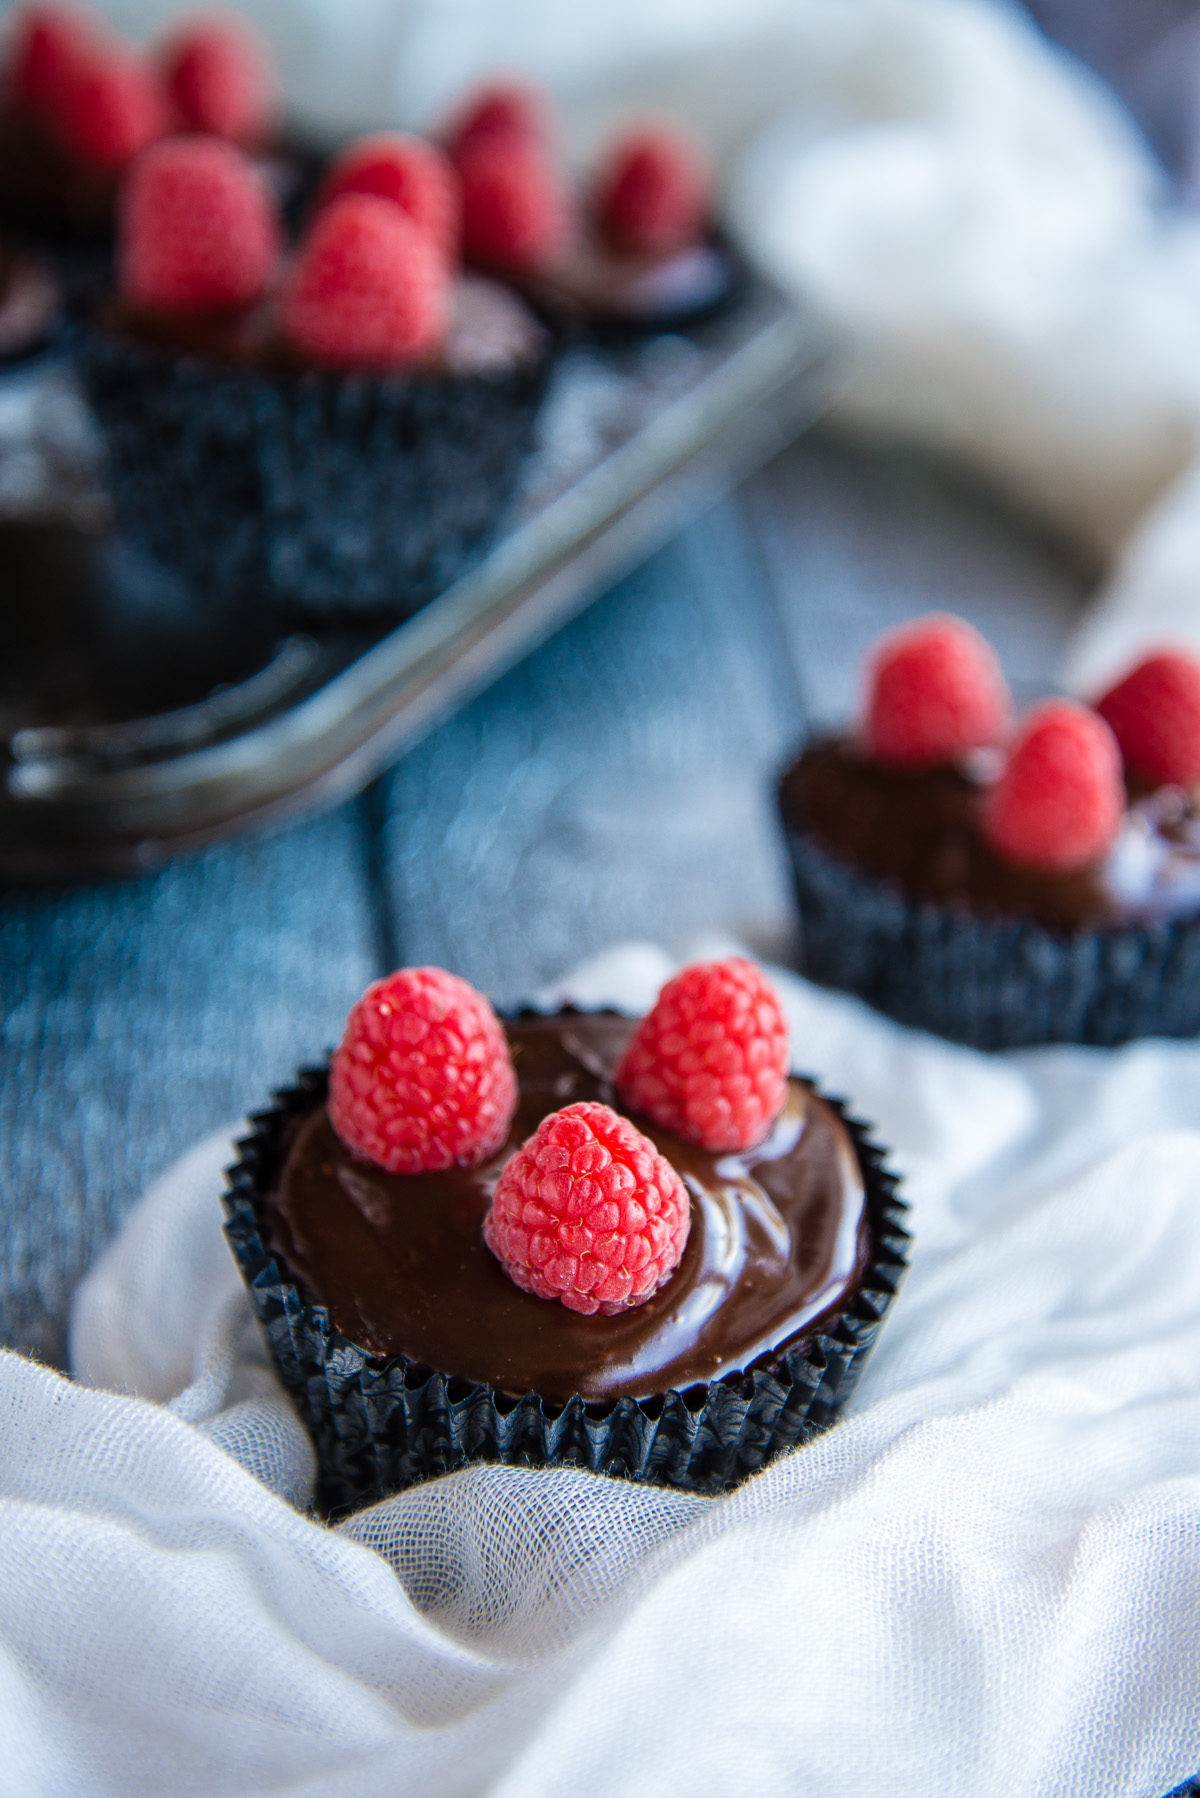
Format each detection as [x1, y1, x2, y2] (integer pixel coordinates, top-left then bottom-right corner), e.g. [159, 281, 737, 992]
[778, 613, 1200, 1047]
[75, 124, 553, 619]
[223, 958, 908, 1514]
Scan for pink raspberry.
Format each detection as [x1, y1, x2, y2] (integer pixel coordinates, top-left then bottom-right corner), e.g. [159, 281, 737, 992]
[318, 133, 460, 260]
[616, 958, 789, 1154]
[5, 4, 104, 119]
[982, 699, 1123, 873]
[485, 1101, 690, 1315]
[594, 124, 710, 257]
[53, 42, 169, 170]
[329, 968, 517, 1177]
[457, 132, 571, 272]
[160, 11, 277, 147]
[864, 613, 1011, 768]
[444, 79, 553, 163]
[280, 192, 449, 368]
[1094, 649, 1200, 789]
[119, 136, 281, 313]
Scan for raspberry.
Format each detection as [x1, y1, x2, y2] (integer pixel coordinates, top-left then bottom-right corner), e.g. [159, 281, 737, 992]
[616, 958, 789, 1154]
[444, 80, 552, 163]
[594, 125, 710, 256]
[329, 968, 517, 1177]
[54, 45, 169, 171]
[864, 613, 1011, 768]
[982, 699, 1123, 873]
[280, 194, 448, 368]
[1094, 650, 1200, 789]
[318, 133, 459, 260]
[457, 133, 571, 272]
[160, 11, 276, 146]
[5, 4, 103, 118]
[119, 136, 280, 313]
[485, 1102, 690, 1315]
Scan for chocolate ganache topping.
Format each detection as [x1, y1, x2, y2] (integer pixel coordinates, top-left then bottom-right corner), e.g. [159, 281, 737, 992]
[261, 1010, 867, 1404]
[99, 273, 548, 379]
[782, 736, 1200, 931]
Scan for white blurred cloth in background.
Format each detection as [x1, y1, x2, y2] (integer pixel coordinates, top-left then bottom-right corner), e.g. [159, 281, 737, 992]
[16, 941, 1192, 1795]
[88, 0, 1200, 686]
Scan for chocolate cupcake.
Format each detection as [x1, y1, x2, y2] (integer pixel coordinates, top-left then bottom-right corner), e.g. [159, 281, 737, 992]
[74, 132, 553, 620]
[0, 5, 305, 254]
[222, 961, 908, 1514]
[778, 616, 1200, 1048]
[447, 83, 740, 336]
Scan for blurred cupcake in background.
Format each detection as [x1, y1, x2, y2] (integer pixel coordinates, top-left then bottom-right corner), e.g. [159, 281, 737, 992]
[445, 78, 740, 334]
[778, 615, 1200, 1047]
[74, 119, 553, 619]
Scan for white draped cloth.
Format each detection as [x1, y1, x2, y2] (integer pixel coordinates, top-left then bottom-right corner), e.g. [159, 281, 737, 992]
[0, 943, 1179, 1795]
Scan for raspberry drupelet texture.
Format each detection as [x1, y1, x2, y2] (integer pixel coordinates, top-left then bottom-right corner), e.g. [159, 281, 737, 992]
[1094, 649, 1200, 789]
[982, 698, 1123, 873]
[616, 957, 789, 1154]
[318, 133, 460, 260]
[6, 4, 103, 119]
[119, 135, 280, 313]
[160, 12, 277, 147]
[484, 1101, 691, 1315]
[444, 79, 553, 163]
[55, 43, 169, 170]
[280, 192, 449, 367]
[329, 967, 517, 1176]
[457, 132, 571, 272]
[864, 613, 1011, 768]
[594, 124, 710, 257]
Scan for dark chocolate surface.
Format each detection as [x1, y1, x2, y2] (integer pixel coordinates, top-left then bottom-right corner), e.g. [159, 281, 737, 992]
[262, 1012, 867, 1402]
[780, 735, 1181, 930]
[513, 236, 737, 329]
[101, 273, 547, 379]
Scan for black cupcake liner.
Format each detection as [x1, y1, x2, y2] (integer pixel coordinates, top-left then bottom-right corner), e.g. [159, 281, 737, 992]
[780, 806, 1200, 1050]
[221, 1060, 909, 1516]
[73, 325, 554, 622]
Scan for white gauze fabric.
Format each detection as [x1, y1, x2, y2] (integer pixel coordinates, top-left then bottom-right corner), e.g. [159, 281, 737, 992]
[0, 940, 1184, 1796]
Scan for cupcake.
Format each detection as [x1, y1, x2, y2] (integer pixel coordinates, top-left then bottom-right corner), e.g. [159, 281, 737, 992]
[74, 131, 552, 620]
[778, 614, 1200, 1048]
[0, 4, 299, 254]
[445, 80, 739, 335]
[222, 959, 908, 1514]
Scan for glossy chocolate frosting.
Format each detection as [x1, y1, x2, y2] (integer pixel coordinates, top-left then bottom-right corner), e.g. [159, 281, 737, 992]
[100, 273, 547, 379]
[782, 736, 1200, 931]
[511, 236, 736, 329]
[261, 1011, 868, 1403]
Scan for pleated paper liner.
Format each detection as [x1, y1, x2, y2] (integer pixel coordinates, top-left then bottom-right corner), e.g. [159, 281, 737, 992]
[779, 801, 1200, 1050]
[222, 1061, 910, 1517]
[74, 321, 554, 622]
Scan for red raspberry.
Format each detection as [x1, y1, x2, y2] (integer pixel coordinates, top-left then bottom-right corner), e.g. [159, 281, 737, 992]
[864, 613, 1011, 768]
[329, 968, 517, 1177]
[982, 699, 1123, 872]
[5, 4, 104, 118]
[457, 133, 571, 272]
[160, 11, 276, 147]
[444, 79, 553, 163]
[53, 44, 170, 170]
[280, 193, 449, 368]
[119, 136, 280, 313]
[485, 1102, 690, 1315]
[1094, 650, 1200, 789]
[594, 125, 710, 257]
[318, 133, 460, 260]
[616, 958, 789, 1154]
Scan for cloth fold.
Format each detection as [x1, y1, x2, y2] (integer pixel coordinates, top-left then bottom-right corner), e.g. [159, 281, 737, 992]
[4, 942, 1187, 1795]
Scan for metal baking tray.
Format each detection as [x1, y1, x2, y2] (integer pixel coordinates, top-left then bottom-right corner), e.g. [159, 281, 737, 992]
[0, 279, 831, 881]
